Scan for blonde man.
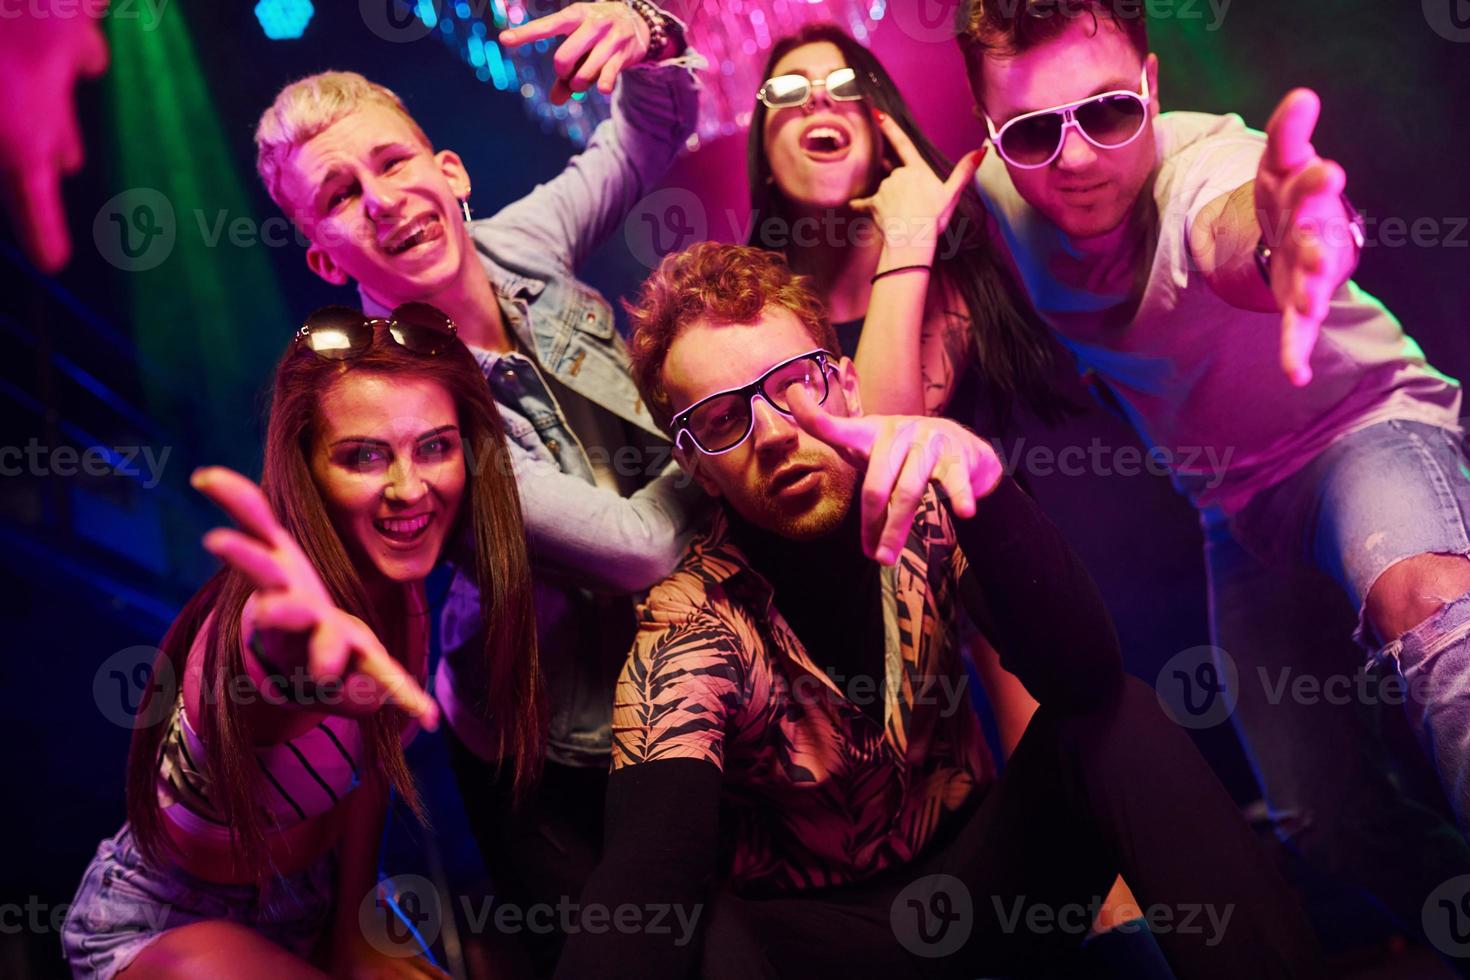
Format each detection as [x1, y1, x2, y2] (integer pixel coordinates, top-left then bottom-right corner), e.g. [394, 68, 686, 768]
[255, 3, 705, 971]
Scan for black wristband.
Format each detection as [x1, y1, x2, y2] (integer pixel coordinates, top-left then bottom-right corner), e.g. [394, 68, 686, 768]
[871, 264, 932, 284]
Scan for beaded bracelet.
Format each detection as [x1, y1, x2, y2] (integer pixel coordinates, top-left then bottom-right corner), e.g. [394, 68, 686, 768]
[623, 0, 683, 62]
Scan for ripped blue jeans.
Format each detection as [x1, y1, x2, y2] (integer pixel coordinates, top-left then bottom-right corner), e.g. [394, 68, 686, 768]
[1226, 418, 1470, 831]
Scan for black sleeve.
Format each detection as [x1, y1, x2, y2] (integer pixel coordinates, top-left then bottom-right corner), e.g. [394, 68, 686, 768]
[554, 758, 725, 980]
[953, 477, 1123, 711]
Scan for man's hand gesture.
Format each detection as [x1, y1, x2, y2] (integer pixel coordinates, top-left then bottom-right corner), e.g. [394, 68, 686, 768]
[1256, 89, 1359, 387]
[786, 386, 1003, 565]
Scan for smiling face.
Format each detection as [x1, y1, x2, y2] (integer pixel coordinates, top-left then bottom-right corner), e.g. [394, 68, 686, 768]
[761, 41, 882, 212]
[309, 371, 466, 587]
[663, 306, 860, 539]
[277, 104, 477, 309]
[979, 18, 1159, 239]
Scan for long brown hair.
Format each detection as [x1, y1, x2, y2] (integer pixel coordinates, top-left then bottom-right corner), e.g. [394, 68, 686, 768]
[747, 23, 1077, 426]
[125, 322, 541, 877]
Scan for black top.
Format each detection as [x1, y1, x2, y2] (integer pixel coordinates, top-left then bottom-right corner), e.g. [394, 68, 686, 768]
[831, 315, 865, 359]
[726, 498, 886, 727]
[554, 478, 1122, 979]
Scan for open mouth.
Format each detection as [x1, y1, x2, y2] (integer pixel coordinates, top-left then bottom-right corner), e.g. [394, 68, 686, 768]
[382, 214, 444, 256]
[373, 512, 434, 545]
[799, 121, 853, 159]
[769, 463, 820, 495]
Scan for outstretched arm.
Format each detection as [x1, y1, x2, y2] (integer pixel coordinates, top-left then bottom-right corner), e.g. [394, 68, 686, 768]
[786, 387, 1121, 710]
[1190, 89, 1360, 386]
[191, 466, 439, 739]
[508, 434, 706, 592]
[488, 1, 703, 274]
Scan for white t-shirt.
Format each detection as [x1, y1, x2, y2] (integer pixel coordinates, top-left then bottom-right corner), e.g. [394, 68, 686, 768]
[976, 110, 1461, 515]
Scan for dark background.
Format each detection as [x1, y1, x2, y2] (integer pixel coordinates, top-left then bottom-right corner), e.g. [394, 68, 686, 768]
[3, 0, 1468, 975]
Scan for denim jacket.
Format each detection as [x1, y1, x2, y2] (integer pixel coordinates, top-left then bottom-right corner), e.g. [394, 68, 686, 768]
[362, 48, 707, 767]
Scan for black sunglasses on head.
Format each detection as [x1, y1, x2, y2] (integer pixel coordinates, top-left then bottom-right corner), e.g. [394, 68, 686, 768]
[294, 303, 459, 360]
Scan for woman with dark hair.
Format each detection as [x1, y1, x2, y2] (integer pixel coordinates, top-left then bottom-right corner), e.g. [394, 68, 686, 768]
[747, 22, 1071, 424]
[62, 306, 538, 979]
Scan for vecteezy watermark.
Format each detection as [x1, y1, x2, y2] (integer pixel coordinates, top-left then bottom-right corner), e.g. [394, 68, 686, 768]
[0, 439, 171, 488]
[93, 645, 177, 729]
[624, 187, 709, 271]
[358, 0, 436, 44]
[360, 874, 445, 958]
[1360, 214, 1470, 250]
[359, 0, 563, 43]
[977, 0, 1232, 33]
[1424, 0, 1470, 42]
[1263, 209, 1470, 252]
[992, 896, 1235, 947]
[1, 895, 171, 936]
[789, 670, 972, 718]
[93, 189, 458, 273]
[94, 188, 176, 273]
[891, 874, 974, 958]
[1157, 653, 1467, 731]
[0, 0, 169, 30]
[991, 437, 1234, 489]
[360, 875, 703, 958]
[0, 897, 72, 935]
[1155, 645, 1239, 730]
[1423, 874, 1470, 957]
[622, 192, 982, 271]
[460, 433, 693, 486]
[460, 895, 702, 945]
[1256, 664, 1428, 709]
[93, 190, 338, 273]
[886, 0, 961, 44]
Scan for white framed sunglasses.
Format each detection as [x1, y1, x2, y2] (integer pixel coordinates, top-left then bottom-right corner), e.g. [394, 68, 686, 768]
[758, 67, 865, 110]
[984, 67, 1151, 169]
[671, 349, 836, 456]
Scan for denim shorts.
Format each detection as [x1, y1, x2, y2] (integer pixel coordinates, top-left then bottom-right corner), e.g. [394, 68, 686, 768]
[61, 823, 336, 980]
[1227, 419, 1470, 653]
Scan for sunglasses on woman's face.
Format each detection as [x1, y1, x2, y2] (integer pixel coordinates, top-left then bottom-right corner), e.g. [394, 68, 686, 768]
[984, 68, 1151, 170]
[758, 67, 864, 110]
[294, 303, 459, 360]
[672, 350, 836, 456]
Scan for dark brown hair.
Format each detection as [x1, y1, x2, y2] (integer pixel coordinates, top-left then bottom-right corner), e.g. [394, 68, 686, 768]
[958, 0, 1150, 106]
[748, 22, 1075, 426]
[126, 322, 541, 878]
[627, 242, 838, 434]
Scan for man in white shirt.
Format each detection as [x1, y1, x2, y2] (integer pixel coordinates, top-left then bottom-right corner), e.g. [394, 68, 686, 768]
[956, 0, 1470, 965]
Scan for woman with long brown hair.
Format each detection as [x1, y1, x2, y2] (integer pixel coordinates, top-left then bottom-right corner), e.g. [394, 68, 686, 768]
[62, 305, 538, 979]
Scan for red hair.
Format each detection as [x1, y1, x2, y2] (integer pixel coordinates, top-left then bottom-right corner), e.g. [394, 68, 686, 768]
[627, 243, 838, 433]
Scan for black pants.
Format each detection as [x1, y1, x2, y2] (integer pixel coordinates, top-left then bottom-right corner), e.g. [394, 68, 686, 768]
[446, 731, 608, 976]
[697, 677, 1325, 980]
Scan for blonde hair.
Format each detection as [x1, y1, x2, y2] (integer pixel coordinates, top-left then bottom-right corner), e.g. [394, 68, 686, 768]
[255, 70, 433, 213]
